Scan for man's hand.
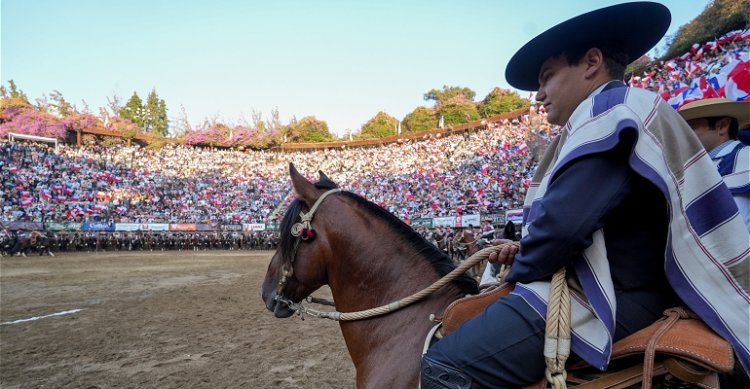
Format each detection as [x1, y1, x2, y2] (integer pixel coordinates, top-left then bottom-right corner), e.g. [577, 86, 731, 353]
[488, 239, 518, 266]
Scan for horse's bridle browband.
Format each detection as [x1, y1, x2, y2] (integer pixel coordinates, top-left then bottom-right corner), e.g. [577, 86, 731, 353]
[274, 188, 342, 311]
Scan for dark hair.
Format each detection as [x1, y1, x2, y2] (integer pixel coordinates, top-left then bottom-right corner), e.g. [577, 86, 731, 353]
[707, 116, 739, 140]
[560, 43, 628, 81]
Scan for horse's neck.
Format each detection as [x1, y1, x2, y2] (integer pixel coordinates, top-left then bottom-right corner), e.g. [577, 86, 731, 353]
[328, 245, 465, 388]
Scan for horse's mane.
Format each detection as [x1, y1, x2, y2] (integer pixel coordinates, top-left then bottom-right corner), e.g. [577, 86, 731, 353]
[279, 177, 478, 296]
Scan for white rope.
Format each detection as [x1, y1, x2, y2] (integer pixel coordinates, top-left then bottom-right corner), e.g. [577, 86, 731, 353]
[543, 267, 571, 389]
[290, 243, 519, 321]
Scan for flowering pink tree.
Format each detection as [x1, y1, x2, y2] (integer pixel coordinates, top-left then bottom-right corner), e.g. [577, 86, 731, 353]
[64, 112, 100, 132]
[107, 115, 139, 139]
[184, 123, 232, 147]
[231, 126, 276, 149]
[0, 107, 68, 139]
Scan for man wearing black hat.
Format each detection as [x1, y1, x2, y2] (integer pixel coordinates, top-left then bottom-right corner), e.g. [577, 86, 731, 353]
[421, 3, 750, 388]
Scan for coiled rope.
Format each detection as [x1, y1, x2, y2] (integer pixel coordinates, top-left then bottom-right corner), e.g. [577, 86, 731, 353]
[544, 267, 571, 389]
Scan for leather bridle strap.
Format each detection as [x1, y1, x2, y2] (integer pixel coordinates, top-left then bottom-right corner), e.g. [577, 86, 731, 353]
[275, 188, 342, 298]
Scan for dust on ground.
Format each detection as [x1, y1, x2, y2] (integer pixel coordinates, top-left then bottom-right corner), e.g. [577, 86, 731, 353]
[0, 251, 355, 388]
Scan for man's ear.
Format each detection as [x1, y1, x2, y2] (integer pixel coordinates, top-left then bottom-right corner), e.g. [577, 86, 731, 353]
[583, 47, 605, 79]
[715, 117, 732, 137]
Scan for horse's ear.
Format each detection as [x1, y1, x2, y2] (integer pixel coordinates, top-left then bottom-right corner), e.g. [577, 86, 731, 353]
[290, 163, 318, 205]
[317, 171, 338, 188]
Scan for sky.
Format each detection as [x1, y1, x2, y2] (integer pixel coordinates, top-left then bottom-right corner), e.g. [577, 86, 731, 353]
[1, 0, 711, 136]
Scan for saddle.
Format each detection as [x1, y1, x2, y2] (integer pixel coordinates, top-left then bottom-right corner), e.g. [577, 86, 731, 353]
[432, 284, 735, 388]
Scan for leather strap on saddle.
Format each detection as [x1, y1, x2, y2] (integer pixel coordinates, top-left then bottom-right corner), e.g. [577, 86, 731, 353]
[434, 282, 513, 337]
[555, 306, 734, 388]
[433, 290, 734, 388]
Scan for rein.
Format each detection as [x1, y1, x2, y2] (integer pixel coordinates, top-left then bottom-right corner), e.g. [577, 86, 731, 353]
[281, 242, 518, 321]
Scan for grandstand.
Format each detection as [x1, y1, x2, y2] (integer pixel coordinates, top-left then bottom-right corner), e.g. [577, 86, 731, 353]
[1, 29, 749, 245]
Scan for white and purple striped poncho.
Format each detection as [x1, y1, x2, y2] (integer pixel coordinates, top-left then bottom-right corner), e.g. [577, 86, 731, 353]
[513, 85, 750, 373]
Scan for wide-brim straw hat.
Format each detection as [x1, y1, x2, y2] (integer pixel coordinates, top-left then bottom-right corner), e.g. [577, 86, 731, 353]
[678, 98, 750, 128]
[505, 2, 671, 91]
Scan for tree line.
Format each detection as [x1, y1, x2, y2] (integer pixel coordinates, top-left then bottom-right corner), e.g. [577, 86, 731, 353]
[0, 81, 529, 148]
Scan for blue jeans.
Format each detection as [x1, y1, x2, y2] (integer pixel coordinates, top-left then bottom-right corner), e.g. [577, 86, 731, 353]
[424, 293, 547, 388]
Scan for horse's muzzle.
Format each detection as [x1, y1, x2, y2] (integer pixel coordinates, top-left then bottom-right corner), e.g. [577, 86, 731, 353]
[262, 290, 296, 318]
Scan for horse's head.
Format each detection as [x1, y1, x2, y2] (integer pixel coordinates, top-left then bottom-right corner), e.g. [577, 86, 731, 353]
[262, 163, 340, 318]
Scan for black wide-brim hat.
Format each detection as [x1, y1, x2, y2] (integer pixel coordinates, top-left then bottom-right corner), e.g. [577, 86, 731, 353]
[505, 1, 671, 91]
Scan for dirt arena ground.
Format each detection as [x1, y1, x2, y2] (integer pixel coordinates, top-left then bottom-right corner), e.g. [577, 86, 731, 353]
[0, 251, 355, 388]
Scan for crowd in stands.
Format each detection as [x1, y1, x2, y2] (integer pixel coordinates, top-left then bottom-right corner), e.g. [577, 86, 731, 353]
[2, 30, 748, 228]
[629, 29, 750, 107]
[1, 119, 546, 225]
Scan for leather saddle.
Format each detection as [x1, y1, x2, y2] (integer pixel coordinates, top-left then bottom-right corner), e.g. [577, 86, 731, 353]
[432, 283, 736, 388]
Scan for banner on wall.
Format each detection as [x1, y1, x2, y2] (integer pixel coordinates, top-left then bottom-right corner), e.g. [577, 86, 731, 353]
[454, 214, 481, 228]
[243, 223, 266, 232]
[433, 217, 455, 228]
[410, 218, 433, 228]
[505, 209, 524, 224]
[4, 221, 44, 231]
[115, 223, 141, 231]
[139, 223, 169, 231]
[196, 223, 217, 231]
[486, 213, 505, 225]
[169, 223, 197, 232]
[45, 222, 82, 231]
[221, 224, 243, 231]
[82, 222, 115, 231]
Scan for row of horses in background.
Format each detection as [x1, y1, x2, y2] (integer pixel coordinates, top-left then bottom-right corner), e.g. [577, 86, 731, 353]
[0, 230, 282, 257]
[1, 230, 53, 257]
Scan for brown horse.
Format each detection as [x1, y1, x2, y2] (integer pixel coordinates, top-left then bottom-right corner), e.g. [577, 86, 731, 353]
[261, 165, 478, 388]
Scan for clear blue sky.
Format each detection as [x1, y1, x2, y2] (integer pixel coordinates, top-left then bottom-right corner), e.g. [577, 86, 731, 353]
[2, 0, 710, 136]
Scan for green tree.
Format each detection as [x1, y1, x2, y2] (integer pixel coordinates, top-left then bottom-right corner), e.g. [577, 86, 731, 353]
[477, 88, 530, 118]
[0, 80, 32, 112]
[402, 106, 436, 133]
[284, 116, 334, 143]
[663, 0, 750, 59]
[424, 85, 476, 108]
[49, 90, 74, 117]
[624, 55, 653, 80]
[2, 80, 29, 102]
[438, 97, 479, 126]
[358, 111, 399, 139]
[119, 92, 145, 129]
[143, 89, 168, 136]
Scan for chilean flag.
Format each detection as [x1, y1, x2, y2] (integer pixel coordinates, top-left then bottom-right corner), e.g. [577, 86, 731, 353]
[724, 60, 750, 101]
[516, 143, 529, 155]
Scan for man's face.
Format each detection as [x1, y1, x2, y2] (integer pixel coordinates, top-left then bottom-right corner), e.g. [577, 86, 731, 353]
[686, 117, 726, 152]
[535, 55, 589, 126]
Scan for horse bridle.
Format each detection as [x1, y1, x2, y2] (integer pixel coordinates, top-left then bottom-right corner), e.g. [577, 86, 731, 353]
[274, 188, 341, 312]
[273, 187, 511, 322]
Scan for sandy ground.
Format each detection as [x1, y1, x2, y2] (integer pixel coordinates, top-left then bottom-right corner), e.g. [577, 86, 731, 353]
[0, 251, 355, 388]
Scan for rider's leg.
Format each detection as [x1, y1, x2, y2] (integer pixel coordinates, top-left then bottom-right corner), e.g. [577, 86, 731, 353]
[422, 294, 547, 388]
